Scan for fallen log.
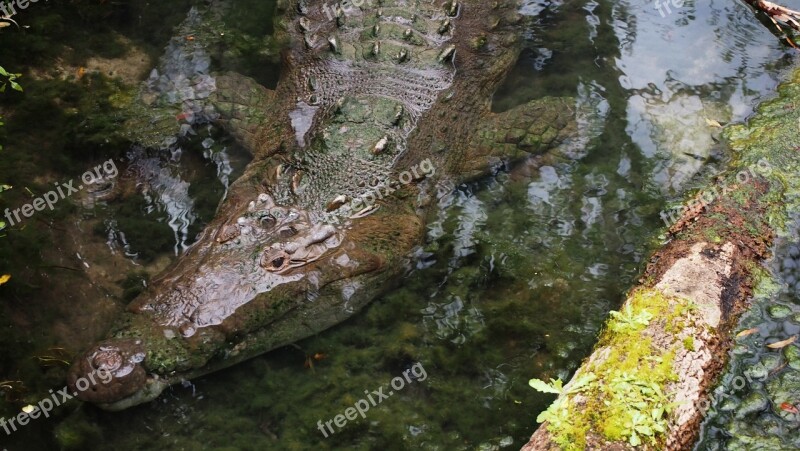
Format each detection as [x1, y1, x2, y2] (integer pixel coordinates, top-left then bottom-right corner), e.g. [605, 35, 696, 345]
[743, 0, 800, 47]
[521, 65, 800, 450]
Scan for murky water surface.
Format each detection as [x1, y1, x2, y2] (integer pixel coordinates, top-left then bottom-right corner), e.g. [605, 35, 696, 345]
[0, 0, 799, 449]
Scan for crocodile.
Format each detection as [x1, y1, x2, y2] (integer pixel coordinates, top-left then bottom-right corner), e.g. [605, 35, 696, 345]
[67, 0, 580, 410]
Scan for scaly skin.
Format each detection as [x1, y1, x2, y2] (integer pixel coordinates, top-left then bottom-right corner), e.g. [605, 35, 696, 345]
[67, 0, 579, 410]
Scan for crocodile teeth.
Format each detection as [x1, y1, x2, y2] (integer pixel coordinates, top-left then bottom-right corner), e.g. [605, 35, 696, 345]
[328, 35, 339, 53]
[403, 28, 413, 40]
[373, 136, 390, 155]
[372, 24, 381, 37]
[335, 97, 346, 113]
[437, 45, 456, 63]
[376, 8, 383, 18]
[372, 41, 381, 56]
[326, 195, 348, 212]
[438, 18, 451, 34]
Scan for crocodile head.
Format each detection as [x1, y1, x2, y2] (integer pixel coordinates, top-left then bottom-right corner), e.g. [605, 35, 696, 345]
[67, 182, 417, 409]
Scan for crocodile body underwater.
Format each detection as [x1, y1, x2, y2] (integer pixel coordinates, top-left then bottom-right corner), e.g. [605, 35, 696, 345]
[67, 0, 580, 410]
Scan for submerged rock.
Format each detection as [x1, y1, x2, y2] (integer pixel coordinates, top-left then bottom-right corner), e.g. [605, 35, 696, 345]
[766, 371, 800, 418]
[734, 392, 769, 418]
[768, 304, 793, 319]
[785, 345, 800, 370]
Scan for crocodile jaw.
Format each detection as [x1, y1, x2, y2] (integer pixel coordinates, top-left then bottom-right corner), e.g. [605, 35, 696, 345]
[96, 376, 170, 411]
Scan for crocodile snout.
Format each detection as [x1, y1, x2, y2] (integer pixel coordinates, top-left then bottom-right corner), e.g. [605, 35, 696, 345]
[67, 339, 148, 404]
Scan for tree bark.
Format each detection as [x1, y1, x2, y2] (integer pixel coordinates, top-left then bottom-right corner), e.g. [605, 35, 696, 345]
[743, 0, 800, 47]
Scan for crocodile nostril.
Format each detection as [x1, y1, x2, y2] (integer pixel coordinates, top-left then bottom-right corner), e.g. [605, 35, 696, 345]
[68, 339, 148, 404]
[92, 349, 123, 372]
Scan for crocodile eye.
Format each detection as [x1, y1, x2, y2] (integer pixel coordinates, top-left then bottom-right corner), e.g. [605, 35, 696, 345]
[271, 257, 286, 269]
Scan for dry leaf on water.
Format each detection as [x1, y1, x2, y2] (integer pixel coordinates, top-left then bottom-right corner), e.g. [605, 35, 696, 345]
[736, 328, 760, 338]
[766, 335, 798, 349]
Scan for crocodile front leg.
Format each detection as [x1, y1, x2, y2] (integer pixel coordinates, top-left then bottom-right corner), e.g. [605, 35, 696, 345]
[460, 97, 578, 182]
[210, 72, 288, 160]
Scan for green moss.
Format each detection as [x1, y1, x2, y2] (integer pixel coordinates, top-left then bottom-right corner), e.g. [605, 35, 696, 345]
[533, 288, 697, 449]
[683, 336, 696, 352]
[723, 68, 800, 231]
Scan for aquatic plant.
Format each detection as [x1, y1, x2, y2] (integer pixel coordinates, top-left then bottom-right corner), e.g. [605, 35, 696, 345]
[0, 64, 19, 283]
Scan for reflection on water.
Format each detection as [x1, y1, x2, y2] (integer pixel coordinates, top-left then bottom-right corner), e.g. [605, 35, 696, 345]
[617, 1, 792, 194]
[1, 0, 799, 449]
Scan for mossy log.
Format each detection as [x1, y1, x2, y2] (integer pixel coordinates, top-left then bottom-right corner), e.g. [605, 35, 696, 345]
[521, 67, 800, 450]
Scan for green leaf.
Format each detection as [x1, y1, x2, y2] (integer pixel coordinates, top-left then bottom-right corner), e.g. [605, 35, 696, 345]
[536, 409, 552, 424]
[529, 378, 563, 395]
[10, 81, 22, 92]
[0, 66, 7, 77]
[0, 184, 12, 192]
[0, 220, 5, 230]
[652, 406, 664, 419]
[566, 373, 597, 394]
[629, 431, 641, 447]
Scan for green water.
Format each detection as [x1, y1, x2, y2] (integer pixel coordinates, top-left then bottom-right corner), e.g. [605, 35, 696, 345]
[696, 216, 800, 450]
[0, 0, 798, 449]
